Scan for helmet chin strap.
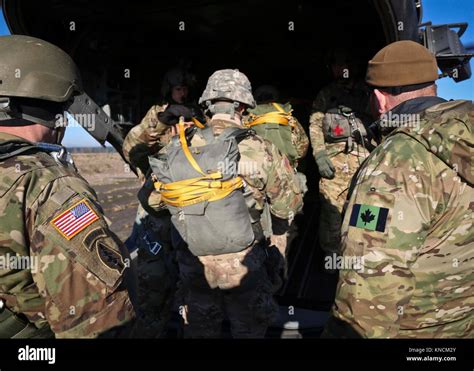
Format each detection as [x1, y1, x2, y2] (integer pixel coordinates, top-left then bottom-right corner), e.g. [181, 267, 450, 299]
[53, 127, 65, 145]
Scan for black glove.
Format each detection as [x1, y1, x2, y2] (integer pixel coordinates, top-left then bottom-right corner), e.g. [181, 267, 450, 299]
[314, 150, 336, 179]
[158, 104, 194, 126]
[271, 214, 290, 236]
[186, 103, 206, 125]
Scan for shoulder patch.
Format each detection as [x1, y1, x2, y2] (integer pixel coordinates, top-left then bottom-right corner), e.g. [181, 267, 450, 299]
[83, 227, 108, 251]
[96, 241, 125, 274]
[50, 199, 99, 240]
[349, 203, 389, 232]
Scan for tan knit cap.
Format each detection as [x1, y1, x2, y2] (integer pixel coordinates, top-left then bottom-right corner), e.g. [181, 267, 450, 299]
[366, 40, 439, 87]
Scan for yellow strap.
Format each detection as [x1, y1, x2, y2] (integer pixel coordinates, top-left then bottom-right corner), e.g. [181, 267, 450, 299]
[247, 112, 290, 127]
[153, 121, 243, 207]
[179, 119, 206, 176]
[154, 175, 243, 207]
[272, 102, 285, 113]
[192, 117, 205, 128]
[246, 103, 294, 127]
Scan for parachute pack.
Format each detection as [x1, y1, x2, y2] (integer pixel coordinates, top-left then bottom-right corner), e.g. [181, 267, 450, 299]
[149, 121, 257, 256]
[246, 103, 299, 164]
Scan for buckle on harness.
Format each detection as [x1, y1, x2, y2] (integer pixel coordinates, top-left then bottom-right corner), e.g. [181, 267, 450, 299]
[149, 241, 162, 255]
[142, 233, 162, 255]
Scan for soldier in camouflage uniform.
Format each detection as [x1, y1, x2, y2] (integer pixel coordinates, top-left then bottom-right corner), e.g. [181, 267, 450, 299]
[309, 50, 373, 260]
[145, 70, 303, 338]
[124, 67, 197, 174]
[323, 41, 473, 338]
[123, 68, 202, 337]
[245, 85, 309, 259]
[0, 35, 135, 338]
[247, 85, 309, 167]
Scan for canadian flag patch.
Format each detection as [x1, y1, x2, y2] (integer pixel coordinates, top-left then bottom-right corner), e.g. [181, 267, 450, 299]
[50, 199, 99, 240]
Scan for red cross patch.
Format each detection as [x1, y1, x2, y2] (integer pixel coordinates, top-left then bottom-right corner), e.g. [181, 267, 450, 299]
[333, 124, 344, 136]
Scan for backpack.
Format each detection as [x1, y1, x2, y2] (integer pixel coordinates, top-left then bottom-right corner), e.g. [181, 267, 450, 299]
[246, 103, 299, 164]
[148, 122, 256, 256]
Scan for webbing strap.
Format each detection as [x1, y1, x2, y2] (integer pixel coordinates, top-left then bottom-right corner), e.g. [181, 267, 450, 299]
[247, 103, 293, 128]
[272, 102, 285, 113]
[153, 119, 244, 207]
[155, 175, 243, 207]
[179, 119, 206, 176]
[192, 117, 206, 129]
[0, 144, 37, 161]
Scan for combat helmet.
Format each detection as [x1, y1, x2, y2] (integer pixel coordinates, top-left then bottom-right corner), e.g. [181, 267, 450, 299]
[0, 35, 83, 128]
[160, 67, 195, 101]
[199, 69, 256, 109]
[253, 85, 280, 104]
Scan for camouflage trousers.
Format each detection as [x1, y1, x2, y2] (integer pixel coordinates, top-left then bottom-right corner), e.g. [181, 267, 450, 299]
[176, 243, 280, 338]
[126, 206, 177, 338]
[319, 146, 369, 254]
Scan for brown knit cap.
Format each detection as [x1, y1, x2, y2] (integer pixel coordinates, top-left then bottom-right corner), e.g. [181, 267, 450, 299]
[366, 40, 439, 87]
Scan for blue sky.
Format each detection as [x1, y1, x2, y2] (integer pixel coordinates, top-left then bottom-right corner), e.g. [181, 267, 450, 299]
[1, 0, 473, 147]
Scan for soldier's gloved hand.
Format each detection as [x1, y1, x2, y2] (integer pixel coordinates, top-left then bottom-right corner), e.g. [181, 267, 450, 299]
[186, 103, 206, 125]
[271, 214, 290, 236]
[314, 150, 336, 179]
[158, 104, 194, 126]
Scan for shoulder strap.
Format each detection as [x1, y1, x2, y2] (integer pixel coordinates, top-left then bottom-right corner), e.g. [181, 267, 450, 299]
[216, 127, 254, 143]
[0, 143, 38, 161]
[171, 126, 197, 147]
[272, 102, 286, 113]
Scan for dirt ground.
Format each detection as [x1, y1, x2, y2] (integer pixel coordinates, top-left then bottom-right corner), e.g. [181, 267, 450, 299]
[72, 152, 141, 241]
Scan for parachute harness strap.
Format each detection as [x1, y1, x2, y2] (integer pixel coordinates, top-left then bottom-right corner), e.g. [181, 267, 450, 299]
[192, 117, 205, 128]
[247, 103, 295, 128]
[153, 118, 243, 207]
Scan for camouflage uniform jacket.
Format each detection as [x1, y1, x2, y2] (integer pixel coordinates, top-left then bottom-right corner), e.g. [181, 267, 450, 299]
[0, 133, 135, 338]
[124, 104, 208, 174]
[309, 79, 372, 157]
[331, 98, 473, 338]
[245, 102, 309, 166]
[123, 104, 174, 174]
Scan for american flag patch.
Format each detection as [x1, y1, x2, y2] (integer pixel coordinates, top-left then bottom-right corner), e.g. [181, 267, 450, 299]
[50, 199, 99, 240]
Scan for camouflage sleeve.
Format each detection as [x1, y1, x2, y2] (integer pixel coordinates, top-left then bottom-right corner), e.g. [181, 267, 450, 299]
[309, 90, 328, 155]
[333, 135, 444, 338]
[28, 175, 135, 338]
[261, 140, 304, 219]
[290, 116, 309, 161]
[123, 104, 173, 171]
[309, 111, 326, 155]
